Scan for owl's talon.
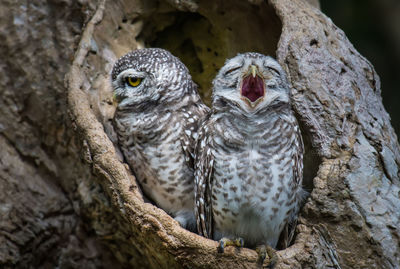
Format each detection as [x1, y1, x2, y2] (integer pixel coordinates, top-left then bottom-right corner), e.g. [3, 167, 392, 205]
[266, 245, 278, 268]
[256, 245, 277, 268]
[256, 245, 267, 263]
[237, 237, 244, 248]
[217, 237, 244, 253]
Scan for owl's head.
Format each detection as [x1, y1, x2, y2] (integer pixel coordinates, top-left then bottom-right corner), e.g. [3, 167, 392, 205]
[212, 52, 290, 113]
[111, 48, 194, 109]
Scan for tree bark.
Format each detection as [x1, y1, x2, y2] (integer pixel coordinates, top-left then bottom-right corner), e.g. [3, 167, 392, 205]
[1, 0, 399, 268]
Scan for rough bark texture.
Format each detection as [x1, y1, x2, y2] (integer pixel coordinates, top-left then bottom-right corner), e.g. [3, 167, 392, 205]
[0, 0, 122, 268]
[272, 1, 400, 267]
[1, 0, 399, 268]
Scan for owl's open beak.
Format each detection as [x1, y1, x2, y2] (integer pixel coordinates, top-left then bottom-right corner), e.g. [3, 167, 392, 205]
[241, 65, 265, 107]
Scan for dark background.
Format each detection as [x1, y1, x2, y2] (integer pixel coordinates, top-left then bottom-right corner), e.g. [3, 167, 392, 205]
[321, 0, 400, 140]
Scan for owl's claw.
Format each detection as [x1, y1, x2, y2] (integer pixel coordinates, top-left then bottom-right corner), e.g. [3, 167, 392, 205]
[256, 245, 277, 268]
[217, 237, 244, 253]
[257, 245, 267, 262]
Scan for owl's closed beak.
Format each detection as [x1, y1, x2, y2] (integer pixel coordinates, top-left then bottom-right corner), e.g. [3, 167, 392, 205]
[241, 65, 265, 107]
[113, 93, 118, 106]
[113, 92, 127, 106]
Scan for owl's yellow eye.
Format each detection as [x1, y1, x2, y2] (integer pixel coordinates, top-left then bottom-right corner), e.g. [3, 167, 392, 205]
[126, 77, 142, 87]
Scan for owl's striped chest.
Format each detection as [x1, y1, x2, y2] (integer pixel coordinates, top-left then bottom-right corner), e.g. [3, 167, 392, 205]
[210, 115, 298, 247]
[115, 110, 194, 213]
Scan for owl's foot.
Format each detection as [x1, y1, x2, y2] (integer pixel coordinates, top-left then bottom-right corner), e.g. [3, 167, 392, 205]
[217, 237, 244, 253]
[256, 245, 277, 268]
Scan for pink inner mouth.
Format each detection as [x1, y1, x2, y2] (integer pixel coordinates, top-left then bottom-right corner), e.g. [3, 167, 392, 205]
[241, 75, 265, 102]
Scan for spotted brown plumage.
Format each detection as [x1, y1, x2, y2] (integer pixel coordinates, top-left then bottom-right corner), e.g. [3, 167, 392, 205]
[194, 53, 305, 253]
[112, 48, 209, 231]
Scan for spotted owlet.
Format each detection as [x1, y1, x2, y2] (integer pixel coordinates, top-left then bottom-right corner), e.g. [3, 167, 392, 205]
[194, 53, 304, 262]
[112, 48, 209, 231]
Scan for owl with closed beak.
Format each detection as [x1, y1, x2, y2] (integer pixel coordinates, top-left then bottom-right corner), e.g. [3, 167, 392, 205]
[112, 48, 209, 231]
[194, 53, 304, 265]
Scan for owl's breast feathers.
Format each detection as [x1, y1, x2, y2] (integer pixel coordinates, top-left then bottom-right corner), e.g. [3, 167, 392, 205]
[198, 106, 303, 247]
[114, 93, 208, 214]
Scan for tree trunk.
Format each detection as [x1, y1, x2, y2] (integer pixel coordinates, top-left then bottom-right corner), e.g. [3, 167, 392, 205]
[1, 0, 399, 268]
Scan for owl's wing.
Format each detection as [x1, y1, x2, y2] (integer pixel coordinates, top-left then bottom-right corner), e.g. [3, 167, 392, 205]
[180, 102, 210, 169]
[279, 122, 305, 249]
[293, 124, 304, 188]
[194, 115, 214, 238]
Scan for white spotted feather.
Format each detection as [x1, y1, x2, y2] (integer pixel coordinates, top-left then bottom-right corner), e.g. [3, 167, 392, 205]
[195, 53, 304, 248]
[112, 48, 209, 231]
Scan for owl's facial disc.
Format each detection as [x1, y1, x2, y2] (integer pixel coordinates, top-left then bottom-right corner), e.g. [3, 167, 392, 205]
[240, 65, 265, 107]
